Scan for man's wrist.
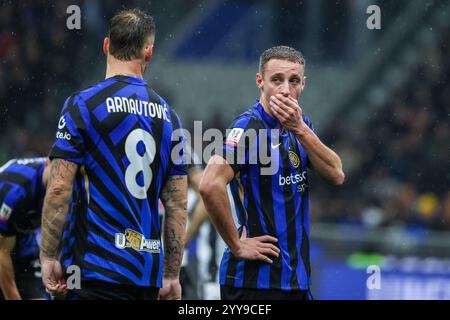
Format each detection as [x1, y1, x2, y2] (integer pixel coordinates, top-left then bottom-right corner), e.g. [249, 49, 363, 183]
[39, 248, 59, 260]
[163, 273, 180, 280]
[294, 123, 310, 139]
[229, 239, 242, 256]
[163, 266, 181, 279]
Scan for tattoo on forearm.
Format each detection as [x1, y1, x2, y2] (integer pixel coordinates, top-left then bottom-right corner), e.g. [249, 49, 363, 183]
[161, 175, 187, 278]
[165, 229, 181, 255]
[41, 159, 77, 259]
[163, 227, 183, 277]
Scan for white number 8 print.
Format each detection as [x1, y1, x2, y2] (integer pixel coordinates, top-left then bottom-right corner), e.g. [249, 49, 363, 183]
[124, 128, 156, 199]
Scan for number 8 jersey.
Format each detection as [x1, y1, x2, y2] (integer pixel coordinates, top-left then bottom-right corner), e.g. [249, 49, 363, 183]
[49, 75, 187, 287]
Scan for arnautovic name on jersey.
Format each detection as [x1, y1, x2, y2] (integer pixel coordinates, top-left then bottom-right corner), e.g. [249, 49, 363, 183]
[106, 97, 170, 122]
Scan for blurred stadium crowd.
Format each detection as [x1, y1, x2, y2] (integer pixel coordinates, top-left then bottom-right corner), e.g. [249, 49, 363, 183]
[0, 1, 98, 157]
[0, 0, 448, 232]
[313, 28, 450, 230]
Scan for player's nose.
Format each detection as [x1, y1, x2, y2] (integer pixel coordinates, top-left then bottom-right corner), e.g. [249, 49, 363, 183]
[279, 81, 290, 97]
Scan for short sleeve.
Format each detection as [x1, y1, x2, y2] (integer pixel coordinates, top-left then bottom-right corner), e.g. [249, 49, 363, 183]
[49, 94, 87, 165]
[221, 114, 257, 174]
[168, 110, 188, 176]
[302, 115, 314, 168]
[0, 192, 23, 236]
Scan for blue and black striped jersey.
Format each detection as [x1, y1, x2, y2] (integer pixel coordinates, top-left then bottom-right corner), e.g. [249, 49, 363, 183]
[0, 157, 46, 264]
[49, 75, 187, 287]
[220, 101, 314, 291]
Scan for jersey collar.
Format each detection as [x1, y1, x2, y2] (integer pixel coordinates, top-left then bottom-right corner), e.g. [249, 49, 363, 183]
[113, 75, 148, 86]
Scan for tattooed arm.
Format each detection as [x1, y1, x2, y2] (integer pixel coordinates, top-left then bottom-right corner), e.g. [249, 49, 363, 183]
[40, 159, 78, 295]
[159, 174, 187, 300]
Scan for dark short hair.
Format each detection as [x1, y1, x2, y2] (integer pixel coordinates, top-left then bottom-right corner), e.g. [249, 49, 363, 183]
[259, 46, 305, 75]
[108, 8, 155, 61]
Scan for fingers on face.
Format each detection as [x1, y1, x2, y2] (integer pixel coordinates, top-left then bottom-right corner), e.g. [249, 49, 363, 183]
[279, 94, 298, 105]
[272, 94, 291, 106]
[270, 98, 293, 119]
[272, 94, 301, 113]
[270, 95, 286, 112]
[270, 103, 288, 122]
[286, 95, 297, 103]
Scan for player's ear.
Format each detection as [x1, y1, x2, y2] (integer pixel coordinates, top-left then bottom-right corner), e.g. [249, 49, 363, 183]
[143, 35, 154, 62]
[103, 37, 110, 56]
[301, 76, 306, 90]
[256, 73, 263, 90]
[144, 44, 153, 62]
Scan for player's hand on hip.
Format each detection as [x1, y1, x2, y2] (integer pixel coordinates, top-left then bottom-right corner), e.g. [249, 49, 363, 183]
[158, 278, 182, 300]
[40, 255, 68, 297]
[234, 226, 280, 264]
[269, 94, 306, 133]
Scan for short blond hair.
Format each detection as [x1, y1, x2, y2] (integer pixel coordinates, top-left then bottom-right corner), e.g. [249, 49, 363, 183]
[259, 46, 305, 75]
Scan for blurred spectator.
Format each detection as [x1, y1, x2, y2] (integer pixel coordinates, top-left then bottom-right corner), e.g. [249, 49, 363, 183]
[315, 27, 450, 230]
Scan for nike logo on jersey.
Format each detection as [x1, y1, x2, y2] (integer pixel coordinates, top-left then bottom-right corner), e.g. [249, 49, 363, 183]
[271, 143, 282, 149]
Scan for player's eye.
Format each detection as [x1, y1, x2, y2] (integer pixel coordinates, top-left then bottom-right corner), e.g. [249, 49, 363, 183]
[290, 78, 300, 84]
[272, 78, 281, 83]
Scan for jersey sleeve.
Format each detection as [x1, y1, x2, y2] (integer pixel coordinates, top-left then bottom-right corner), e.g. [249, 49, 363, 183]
[302, 115, 314, 168]
[220, 114, 258, 174]
[0, 192, 24, 236]
[48, 94, 88, 165]
[168, 110, 188, 176]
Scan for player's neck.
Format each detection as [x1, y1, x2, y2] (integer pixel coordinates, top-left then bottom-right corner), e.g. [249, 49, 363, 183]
[259, 96, 274, 118]
[105, 56, 145, 79]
